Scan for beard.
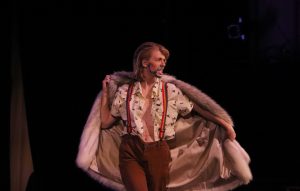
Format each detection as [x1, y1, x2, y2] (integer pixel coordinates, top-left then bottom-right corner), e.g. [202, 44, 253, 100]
[148, 65, 164, 78]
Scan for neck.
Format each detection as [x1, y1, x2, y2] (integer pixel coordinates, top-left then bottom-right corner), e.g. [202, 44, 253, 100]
[141, 77, 156, 89]
[140, 69, 156, 87]
[140, 71, 156, 98]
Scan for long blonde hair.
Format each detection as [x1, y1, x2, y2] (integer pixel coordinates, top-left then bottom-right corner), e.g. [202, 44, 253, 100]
[133, 42, 170, 80]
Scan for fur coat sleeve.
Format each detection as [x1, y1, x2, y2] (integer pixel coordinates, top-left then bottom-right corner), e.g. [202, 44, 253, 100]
[76, 71, 252, 191]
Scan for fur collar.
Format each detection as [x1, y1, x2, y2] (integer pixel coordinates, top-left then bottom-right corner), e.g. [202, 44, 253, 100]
[107, 71, 233, 126]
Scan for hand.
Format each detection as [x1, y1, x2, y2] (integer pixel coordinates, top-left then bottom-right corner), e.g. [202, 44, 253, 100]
[220, 121, 236, 140]
[226, 127, 236, 141]
[102, 75, 111, 92]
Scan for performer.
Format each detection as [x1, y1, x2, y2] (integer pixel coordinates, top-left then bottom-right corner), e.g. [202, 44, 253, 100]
[76, 42, 252, 191]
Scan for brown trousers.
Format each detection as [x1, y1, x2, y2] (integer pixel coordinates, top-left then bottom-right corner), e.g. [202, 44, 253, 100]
[119, 135, 172, 191]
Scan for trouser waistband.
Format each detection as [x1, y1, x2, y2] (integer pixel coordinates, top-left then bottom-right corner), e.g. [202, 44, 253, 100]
[121, 134, 176, 149]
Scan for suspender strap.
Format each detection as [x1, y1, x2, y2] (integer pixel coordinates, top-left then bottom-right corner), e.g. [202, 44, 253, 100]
[159, 81, 168, 140]
[125, 81, 168, 140]
[126, 83, 134, 134]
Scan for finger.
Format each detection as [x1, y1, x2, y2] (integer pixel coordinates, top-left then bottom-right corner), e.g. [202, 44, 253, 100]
[106, 75, 112, 84]
[102, 79, 108, 88]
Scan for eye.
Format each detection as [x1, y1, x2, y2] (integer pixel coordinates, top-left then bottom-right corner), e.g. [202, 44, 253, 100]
[157, 58, 165, 62]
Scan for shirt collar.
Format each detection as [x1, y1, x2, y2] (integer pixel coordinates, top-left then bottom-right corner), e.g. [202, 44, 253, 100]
[134, 81, 143, 96]
[133, 78, 161, 99]
[151, 78, 161, 99]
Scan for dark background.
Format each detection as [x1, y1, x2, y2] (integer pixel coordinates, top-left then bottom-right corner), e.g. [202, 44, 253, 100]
[5, 0, 299, 190]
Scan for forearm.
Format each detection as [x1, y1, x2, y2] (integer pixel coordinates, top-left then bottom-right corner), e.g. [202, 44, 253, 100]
[100, 75, 116, 129]
[100, 93, 111, 128]
[193, 104, 236, 140]
[193, 104, 224, 126]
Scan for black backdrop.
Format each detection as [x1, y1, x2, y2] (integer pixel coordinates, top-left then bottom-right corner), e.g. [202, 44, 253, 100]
[7, 0, 300, 190]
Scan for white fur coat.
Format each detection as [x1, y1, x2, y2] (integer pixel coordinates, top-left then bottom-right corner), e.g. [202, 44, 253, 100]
[76, 71, 252, 191]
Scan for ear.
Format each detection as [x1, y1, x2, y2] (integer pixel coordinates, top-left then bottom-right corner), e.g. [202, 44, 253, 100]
[142, 60, 148, 68]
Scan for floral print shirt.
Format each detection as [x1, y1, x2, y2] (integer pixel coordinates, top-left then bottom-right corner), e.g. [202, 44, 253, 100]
[111, 78, 193, 142]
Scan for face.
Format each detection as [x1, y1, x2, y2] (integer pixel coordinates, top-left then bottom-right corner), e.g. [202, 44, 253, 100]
[142, 49, 167, 77]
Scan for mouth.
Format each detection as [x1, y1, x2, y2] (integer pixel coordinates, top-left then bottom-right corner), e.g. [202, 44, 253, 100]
[156, 70, 164, 77]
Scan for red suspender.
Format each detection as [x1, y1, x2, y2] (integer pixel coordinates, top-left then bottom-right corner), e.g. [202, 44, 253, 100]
[126, 81, 168, 140]
[126, 83, 134, 134]
[159, 81, 168, 140]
